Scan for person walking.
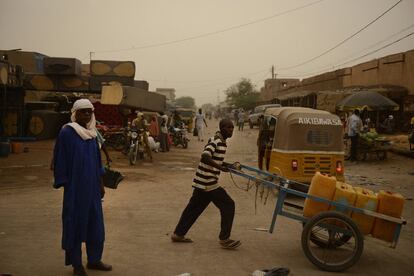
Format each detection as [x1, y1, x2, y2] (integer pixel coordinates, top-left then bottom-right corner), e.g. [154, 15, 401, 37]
[171, 119, 241, 249]
[257, 115, 268, 170]
[233, 109, 239, 126]
[195, 108, 208, 142]
[159, 112, 169, 152]
[347, 109, 363, 162]
[238, 109, 245, 131]
[149, 115, 160, 139]
[53, 99, 112, 276]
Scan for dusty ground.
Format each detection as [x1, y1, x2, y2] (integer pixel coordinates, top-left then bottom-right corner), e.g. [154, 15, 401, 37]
[0, 120, 413, 276]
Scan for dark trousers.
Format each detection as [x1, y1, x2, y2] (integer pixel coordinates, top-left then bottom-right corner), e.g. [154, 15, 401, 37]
[159, 133, 169, 152]
[258, 145, 266, 170]
[174, 187, 235, 240]
[350, 134, 359, 161]
[65, 241, 104, 267]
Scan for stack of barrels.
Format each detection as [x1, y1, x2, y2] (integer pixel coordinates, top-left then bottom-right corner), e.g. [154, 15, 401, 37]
[303, 172, 405, 242]
[89, 60, 135, 91]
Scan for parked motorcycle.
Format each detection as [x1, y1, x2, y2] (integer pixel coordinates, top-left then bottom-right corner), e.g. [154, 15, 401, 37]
[96, 123, 126, 151]
[169, 125, 189, 148]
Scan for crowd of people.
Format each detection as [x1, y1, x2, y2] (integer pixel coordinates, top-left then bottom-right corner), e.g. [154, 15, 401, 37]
[52, 99, 240, 275]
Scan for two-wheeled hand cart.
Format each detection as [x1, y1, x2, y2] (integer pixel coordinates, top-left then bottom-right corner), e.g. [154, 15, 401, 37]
[229, 164, 406, 272]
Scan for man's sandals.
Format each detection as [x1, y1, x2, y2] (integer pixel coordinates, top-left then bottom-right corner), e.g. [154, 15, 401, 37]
[171, 233, 193, 243]
[219, 239, 241, 250]
[171, 234, 241, 249]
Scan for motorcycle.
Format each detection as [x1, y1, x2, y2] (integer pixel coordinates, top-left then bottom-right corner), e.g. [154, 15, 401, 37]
[169, 124, 189, 148]
[127, 128, 145, 165]
[96, 123, 126, 151]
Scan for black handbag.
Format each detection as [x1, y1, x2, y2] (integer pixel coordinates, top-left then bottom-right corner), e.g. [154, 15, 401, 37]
[193, 127, 198, 136]
[103, 166, 124, 189]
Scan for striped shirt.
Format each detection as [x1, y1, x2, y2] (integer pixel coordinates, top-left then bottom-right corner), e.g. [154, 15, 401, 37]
[192, 132, 227, 191]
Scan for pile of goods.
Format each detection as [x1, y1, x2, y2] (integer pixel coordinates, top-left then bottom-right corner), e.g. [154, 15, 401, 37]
[303, 172, 405, 242]
[359, 130, 386, 146]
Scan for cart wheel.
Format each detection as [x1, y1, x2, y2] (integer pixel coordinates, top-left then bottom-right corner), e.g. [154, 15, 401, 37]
[302, 221, 352, 248]
[376, 151, 387, 160]
[301, 211, 364, 272]
[309, 230, 352, 248]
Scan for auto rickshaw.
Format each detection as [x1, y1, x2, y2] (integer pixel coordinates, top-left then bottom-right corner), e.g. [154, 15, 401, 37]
[174, 108, 195, 130]
[258, 107, 345, 188]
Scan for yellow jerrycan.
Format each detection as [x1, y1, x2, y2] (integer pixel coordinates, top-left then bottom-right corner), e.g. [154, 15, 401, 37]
[330, 182, 356, 215]
[351, 187, 378, 235]
[372, 191, 405, 242]
[303, 172, 336, 218]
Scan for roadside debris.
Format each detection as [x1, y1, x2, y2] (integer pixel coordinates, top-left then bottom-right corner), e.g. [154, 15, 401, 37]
[252, 267, 290, 276]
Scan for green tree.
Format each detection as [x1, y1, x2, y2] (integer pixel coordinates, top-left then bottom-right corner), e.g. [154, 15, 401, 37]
[201, 103, 214, 112]
[225, 78, 259, 110]
[175, 96, 195, 108]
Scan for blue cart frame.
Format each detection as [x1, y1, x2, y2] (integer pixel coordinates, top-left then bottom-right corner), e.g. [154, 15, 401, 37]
[229, 164, 407, 272]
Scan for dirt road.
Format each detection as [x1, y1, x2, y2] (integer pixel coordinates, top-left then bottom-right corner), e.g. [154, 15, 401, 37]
[1, 120, 413, 276]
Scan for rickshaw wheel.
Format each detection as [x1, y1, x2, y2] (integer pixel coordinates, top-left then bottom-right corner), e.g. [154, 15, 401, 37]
[301, 211, 364, 272]
[357, 152, 367, 161]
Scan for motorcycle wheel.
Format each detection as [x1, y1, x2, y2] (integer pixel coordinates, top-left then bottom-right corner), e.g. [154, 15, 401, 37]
[173, 139, 179, 147]
[113, 134, 126, 151]
[129, 144, 138, 165]
[183, 140, 188, 149]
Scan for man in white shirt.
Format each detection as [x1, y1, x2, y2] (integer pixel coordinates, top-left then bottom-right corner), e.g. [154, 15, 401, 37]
[195, 108, 208, 142]
[347, 109, 363, 161]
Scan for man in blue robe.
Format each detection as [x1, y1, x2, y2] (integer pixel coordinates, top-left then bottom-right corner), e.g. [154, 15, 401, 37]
[53, 99, 112, 276]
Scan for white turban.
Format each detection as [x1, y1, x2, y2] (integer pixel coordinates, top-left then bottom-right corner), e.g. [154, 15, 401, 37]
[71, 98, 94, 113]
[67, 99, 97, 140]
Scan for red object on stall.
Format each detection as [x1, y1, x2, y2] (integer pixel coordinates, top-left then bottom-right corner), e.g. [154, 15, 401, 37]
[93, 102, 124, 127]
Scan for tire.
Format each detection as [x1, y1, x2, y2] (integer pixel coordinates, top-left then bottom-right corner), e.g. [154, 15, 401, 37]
[309, 231, 352, 248]
[301, 211, 364, 272]
[112, 134, 126, 151]
[129, 144, 138, 165]
[302, 222, 352, 248]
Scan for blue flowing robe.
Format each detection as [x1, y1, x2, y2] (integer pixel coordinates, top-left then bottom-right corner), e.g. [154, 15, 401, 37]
[53, 126, 105, 253]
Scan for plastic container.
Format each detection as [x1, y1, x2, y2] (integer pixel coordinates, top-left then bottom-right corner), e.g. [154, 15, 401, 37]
[0, 141, 11, 157]
[372, 190, 405, 242]
[11, 142, 24, 154]
[330, 182, 356, 215]
[303, 172, 337, 217]
[351, 187, 378, 235]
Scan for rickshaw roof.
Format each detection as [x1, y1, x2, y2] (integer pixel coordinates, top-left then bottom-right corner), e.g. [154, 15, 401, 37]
[264, 107, 344, 152]
[264, 107, 331, 117]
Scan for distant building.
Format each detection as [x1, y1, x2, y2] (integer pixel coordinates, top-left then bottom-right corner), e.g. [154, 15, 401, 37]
[259, 49, 414, 130]
[260, 78, 300, 101]
[155, 88, 176, 103]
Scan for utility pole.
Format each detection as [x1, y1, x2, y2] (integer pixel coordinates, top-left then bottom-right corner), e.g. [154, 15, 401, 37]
[272, 65, 274, 79]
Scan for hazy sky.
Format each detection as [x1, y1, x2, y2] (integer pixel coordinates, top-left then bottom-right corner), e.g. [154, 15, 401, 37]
[1, 0, 414, 106]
